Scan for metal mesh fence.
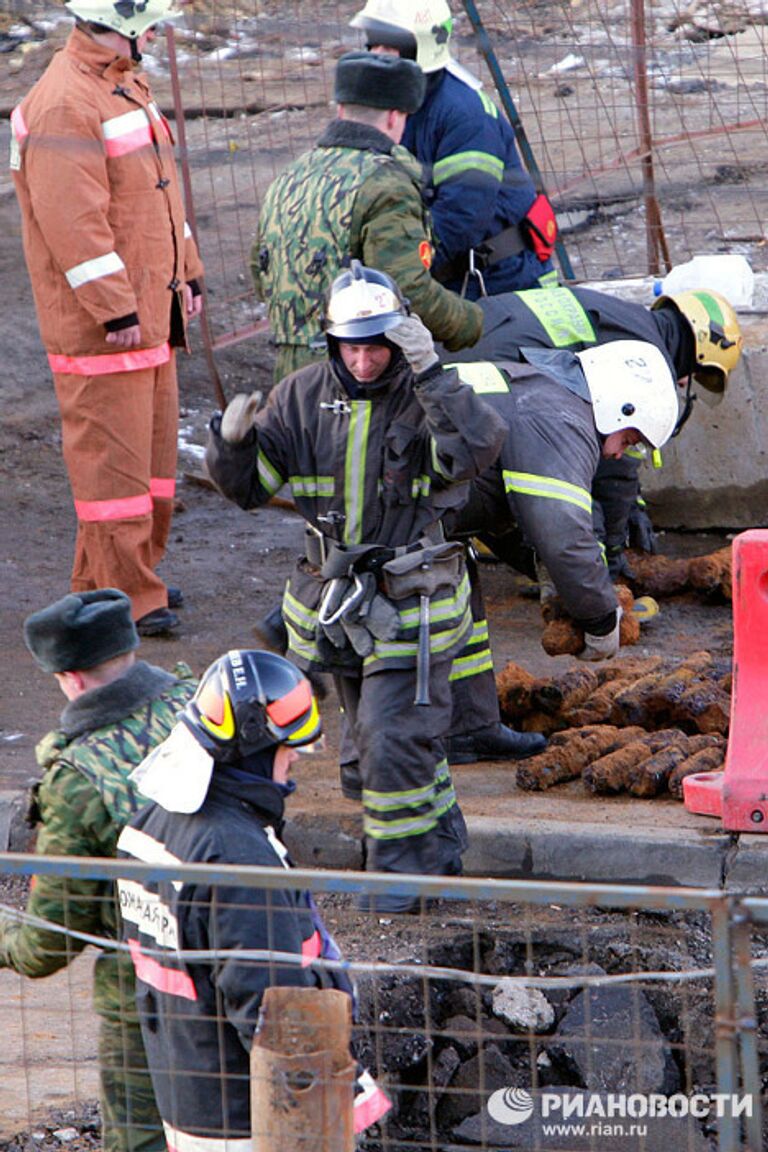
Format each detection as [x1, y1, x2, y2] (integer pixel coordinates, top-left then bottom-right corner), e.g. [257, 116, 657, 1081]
[4, 0, 767, 354]
[0, 854, 764, 1151]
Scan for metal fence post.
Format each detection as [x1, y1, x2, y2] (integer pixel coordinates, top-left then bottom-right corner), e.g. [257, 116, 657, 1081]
[731, 902, 763, 1150]
[460, 0, 575, 281]
[711, 897, 747, 1152]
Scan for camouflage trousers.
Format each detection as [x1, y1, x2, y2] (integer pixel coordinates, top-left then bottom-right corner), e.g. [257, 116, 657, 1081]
[98, 1010, 164, 1152]
[273, 343, 327, 384]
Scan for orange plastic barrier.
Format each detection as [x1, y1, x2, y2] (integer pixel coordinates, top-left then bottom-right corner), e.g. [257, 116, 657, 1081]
[683, 530, 768, 830]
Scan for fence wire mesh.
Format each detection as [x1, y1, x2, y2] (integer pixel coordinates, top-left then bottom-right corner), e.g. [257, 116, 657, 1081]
[0, 855, 764, 1151]
[3, 0, 767, 353]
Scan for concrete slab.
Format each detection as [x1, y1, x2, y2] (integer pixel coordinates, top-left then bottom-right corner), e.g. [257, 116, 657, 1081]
[722, 833, 768, 892]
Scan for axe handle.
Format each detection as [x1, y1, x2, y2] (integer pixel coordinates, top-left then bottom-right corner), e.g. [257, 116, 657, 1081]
[414, 594, 431, 706]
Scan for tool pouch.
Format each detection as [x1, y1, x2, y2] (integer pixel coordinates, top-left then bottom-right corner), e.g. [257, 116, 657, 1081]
[381, 541, 465, 601]
[523, 193, 558, 262]
[320, 543, 391, 580]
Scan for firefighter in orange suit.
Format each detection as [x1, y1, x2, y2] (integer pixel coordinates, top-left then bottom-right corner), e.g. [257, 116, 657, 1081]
[10, 0, 204, 637]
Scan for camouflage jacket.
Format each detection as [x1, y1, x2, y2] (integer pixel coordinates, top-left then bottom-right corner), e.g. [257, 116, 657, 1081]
[0, 661, 195, 1018]
[253, 119, 482, 357]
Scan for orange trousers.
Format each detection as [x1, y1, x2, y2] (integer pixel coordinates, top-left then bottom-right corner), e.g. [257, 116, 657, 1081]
[53, 355, 178, 621]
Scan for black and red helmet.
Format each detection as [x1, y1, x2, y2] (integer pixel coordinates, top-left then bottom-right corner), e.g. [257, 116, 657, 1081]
[183, 649, 322, 763]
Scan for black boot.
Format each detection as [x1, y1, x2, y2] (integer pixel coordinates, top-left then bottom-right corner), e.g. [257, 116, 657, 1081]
[340, 760, 362, 801]
[358, 832, 442, 915]
[446, 722, 547, 765]
[136, 608, 180, 637]
[253, 602, 288, 653]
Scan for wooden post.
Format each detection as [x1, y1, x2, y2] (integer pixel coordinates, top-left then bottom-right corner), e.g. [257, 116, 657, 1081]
[251, 987, 355, 1152]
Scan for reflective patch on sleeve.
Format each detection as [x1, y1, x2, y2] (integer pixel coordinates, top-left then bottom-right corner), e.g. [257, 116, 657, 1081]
[65, 251, 125, 290]
[517, 287, 596, 347]
[102, 109, 153, 157]
[9, 107, 27, 171]
[446, 362, 510, 394]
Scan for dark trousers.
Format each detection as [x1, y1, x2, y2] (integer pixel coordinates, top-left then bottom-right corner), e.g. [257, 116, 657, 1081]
[334, 660, 467, 876]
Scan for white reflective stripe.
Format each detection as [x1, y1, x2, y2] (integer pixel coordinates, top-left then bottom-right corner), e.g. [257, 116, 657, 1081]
[118, 879, 180, 949]
[184, 221, 193, 239]
[148, 101, 162, 120]
[65, 251, 125, 290]
[118, 825, 185, 890]
[163, 1121, 252, 1152]
[264, 825, 291, 870]
[102, 108, 151, 141]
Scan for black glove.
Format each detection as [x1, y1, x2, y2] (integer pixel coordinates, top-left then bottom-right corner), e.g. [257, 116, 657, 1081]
[627, 502, 657, 554]
[606, 546, 636, 581]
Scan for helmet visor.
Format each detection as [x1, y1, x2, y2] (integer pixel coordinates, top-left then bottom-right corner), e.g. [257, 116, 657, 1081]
[266, 678, 323, 747]
[692, 366, 726, 396]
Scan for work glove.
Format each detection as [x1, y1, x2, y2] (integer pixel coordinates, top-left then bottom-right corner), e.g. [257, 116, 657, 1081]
[578, 607, 622, 662]
[627, 502, 658, 554]
[534, 556, 557, 606]
[606, 545, 636, 581]
[220, 390, 262, 443]
[386, 315, 439, 375]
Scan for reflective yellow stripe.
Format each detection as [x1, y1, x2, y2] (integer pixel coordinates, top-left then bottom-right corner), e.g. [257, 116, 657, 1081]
[431, 437, 451, 481]
[289, 475, 335, 498]
[257, 448, 283, 495]
[364, 811, 439, 840]
[449, 648, 494, 681]
[345, 402, 371, 543]
[478, 91, 499, 118]
[364, 606, 472, 665]
[283, 586, 318, 629]
[517, 287, 596, 347]
[503, 470, 593, 515]
[433, 150, 504, 186]
[362, 782, 436, 812]
[448, 362, 510, 394]
[411, 475, 431, 498]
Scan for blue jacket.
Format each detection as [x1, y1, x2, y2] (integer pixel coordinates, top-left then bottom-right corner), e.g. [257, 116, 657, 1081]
[403, 69, 553, 296]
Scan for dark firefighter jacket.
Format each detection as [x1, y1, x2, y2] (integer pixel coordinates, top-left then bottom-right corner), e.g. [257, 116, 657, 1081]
[446, 359, 618, 631]
[403, 69, 551, 292]
[205, 357, 507, 674]
[118, 773, 390, 1149]
[441, 285, 691, 375]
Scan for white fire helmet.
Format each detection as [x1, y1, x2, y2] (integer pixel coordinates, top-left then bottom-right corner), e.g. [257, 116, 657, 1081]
[65, 0, 182, 39]
[576, 340, 680, 449]
[325, 261, 408, 341]
[350, 0, 454, 73]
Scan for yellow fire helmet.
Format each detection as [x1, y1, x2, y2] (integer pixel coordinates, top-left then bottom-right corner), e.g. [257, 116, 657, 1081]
[653, 289, 743, 399]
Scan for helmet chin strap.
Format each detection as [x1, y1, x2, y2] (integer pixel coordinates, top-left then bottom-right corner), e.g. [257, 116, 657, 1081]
[671, 373, 696, 438]
[130, 36, 142, 63]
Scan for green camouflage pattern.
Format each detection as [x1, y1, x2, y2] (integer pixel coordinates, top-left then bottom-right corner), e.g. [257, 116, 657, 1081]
[272, 343, 328, 386]
[253, 140, 482, 374]
[0, 664, 195, 1152]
